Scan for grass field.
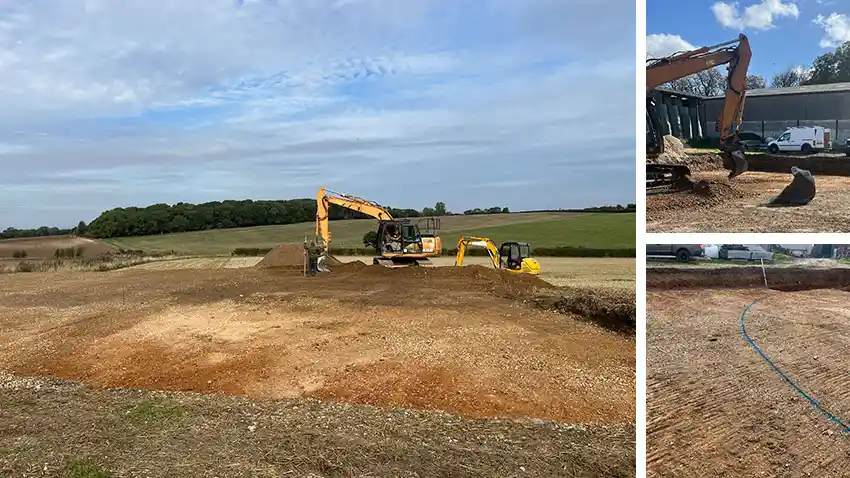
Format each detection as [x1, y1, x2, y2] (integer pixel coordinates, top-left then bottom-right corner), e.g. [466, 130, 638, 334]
[106, 212, 635, 255]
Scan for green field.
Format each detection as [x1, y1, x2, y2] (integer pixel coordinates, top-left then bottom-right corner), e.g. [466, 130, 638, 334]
[106, 212, 635, 256]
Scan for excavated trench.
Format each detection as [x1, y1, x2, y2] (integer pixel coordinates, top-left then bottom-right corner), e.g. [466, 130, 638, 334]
[745, 153, 850, 176]
[647, 266, 850, 292]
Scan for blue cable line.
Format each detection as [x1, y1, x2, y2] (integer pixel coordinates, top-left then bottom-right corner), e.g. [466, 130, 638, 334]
[740, 297, 850, 433]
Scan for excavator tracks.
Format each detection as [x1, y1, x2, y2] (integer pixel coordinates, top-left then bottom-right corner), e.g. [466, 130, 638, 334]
[646, 164, 695, 195]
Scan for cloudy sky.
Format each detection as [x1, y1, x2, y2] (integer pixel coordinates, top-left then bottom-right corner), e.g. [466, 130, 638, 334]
[0, 0, 636, 229]
[648, 0, 847, 79]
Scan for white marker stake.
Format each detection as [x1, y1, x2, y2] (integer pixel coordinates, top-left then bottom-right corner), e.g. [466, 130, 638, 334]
[761, 258, 768, 287]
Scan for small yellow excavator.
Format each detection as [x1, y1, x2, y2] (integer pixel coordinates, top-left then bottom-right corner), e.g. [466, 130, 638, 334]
[313, 187, 442, 271]
[454, 236, 541, 275]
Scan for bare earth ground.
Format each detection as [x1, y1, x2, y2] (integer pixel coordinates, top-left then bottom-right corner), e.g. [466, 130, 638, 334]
[646, 170, 850, 232]
[647, 268, 850, 476]
[0, 263, 635, 476]
[1, 373, 634, 478]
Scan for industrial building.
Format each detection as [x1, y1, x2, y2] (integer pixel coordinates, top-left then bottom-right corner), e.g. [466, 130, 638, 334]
[648, 87, 708, 141]
[650, 82, 850, 147]
[704, 82, 850, 145]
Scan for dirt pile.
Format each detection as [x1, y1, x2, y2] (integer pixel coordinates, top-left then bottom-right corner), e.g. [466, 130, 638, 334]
[257, 243, 305, 268]
[537, 287, 636, 333]
[647, 136, 723, 172]
[332, 263, 554, 297]
[646, 178, 749, 214]
[647, 266, 850, 291]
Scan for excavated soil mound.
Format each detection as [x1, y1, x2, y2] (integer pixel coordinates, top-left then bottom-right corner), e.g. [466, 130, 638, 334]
[537, 287, 636, 333]
[647, 136, 723, 172]
[646, 179, 746, 213]
[257, 243, 305, 268]
[332, 263, 554, 297]
[647, 266, 850, 291]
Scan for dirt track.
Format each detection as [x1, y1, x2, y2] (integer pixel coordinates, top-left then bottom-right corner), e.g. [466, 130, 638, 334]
[0, 265, 635, 425]
[647, 267, 850, 476]
[647, 168, 850, 233]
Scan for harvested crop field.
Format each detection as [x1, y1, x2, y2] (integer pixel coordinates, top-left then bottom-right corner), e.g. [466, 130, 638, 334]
[646, 153, 850, 232]
[646, 266, 850, 476]
[0, 235, 117, 259]
[0, 263, 635, 475]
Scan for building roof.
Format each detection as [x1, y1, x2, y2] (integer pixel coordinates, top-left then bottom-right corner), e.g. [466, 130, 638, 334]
[707, 82, 850, 99]
[653, 87, 708, 99]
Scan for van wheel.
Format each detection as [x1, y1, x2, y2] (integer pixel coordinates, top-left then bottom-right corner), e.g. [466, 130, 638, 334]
[768, 144, 779, 154]
[801, 143, 812, 155]
[676, 249, 691, 262]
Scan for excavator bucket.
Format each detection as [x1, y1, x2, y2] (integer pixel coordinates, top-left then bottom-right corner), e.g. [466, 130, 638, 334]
[317, 254, 332, 273]
[771, 166, 816, 206]
[724, 150, 748, 179]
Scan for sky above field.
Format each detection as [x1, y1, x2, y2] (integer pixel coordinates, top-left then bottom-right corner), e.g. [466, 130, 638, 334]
[0, 0, 636, 228]
[647, 0, 849, 80]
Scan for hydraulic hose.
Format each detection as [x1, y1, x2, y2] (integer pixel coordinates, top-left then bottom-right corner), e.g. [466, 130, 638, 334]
[740, 297, 850, 433]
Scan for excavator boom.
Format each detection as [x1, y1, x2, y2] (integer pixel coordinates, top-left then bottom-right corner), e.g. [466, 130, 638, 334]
[455, 236, 501, 269]
[315, 186, 393, 251]
[646, 34, 751, 188]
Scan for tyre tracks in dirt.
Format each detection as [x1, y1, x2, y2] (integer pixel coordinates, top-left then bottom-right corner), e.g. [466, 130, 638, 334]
[647, 270, 850, 476]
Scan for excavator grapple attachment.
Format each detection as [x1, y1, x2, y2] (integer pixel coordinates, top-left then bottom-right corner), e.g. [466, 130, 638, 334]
[724, 150, 748, 179]
[771, 166, 816, 206]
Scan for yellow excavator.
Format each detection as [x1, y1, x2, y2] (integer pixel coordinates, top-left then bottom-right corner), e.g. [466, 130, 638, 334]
[454, 236, 540, 275]
[647, 33, 814, 204]
[313, 187, 441, 270]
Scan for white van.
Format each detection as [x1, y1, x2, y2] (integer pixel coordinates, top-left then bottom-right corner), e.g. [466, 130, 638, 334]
[767, 126, 831, 154]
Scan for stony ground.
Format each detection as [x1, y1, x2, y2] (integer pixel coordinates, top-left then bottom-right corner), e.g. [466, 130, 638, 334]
[647, 169, 850, 233]
[0, 372, 636, 477]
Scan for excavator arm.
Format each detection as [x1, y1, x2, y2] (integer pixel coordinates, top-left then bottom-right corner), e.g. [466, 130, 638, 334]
[647, 34, 751, 179]
[455, 236, 501, 269]
[315, 186, 393, 250]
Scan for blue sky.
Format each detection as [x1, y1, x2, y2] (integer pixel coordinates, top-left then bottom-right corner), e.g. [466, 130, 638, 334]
[647, 0, 850, 80]
[0, 0, 636, 229]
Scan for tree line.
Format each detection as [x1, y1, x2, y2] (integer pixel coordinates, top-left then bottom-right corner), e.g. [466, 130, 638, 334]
[2, 199, 636, 240]
[664, 40, 850, 96]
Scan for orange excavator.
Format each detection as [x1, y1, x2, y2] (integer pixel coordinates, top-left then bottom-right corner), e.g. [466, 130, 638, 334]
[313, 187, 441, 271]
[646, 34, 751, 193]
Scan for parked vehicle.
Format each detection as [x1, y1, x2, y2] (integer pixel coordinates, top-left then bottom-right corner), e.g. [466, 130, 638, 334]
[646, 244, 705, 262]
[738, 131, 766, 151]
[845, 137, 850, 157]
[718, 244, 773, 261]
[767, 126, 831, 154]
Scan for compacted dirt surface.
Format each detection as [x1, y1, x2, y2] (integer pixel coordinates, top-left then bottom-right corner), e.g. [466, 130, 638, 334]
[647, 266, 850, 477]
[0, 263, 635, 476]
[646, 154, 850, 232]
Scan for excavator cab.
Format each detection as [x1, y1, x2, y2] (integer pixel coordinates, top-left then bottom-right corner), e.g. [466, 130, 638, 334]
[499, 242, 541, 275]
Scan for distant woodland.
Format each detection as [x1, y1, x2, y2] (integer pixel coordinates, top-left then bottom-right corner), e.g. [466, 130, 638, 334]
[2, 199, 636, 240]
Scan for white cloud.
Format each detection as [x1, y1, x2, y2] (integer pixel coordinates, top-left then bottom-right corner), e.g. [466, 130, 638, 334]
[711, 0, 799, 30]
[814, 13, 850, 48]
[646, 34, 696, 58]
[0, 0, 636, 228]
[792, 65, 813, 77]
